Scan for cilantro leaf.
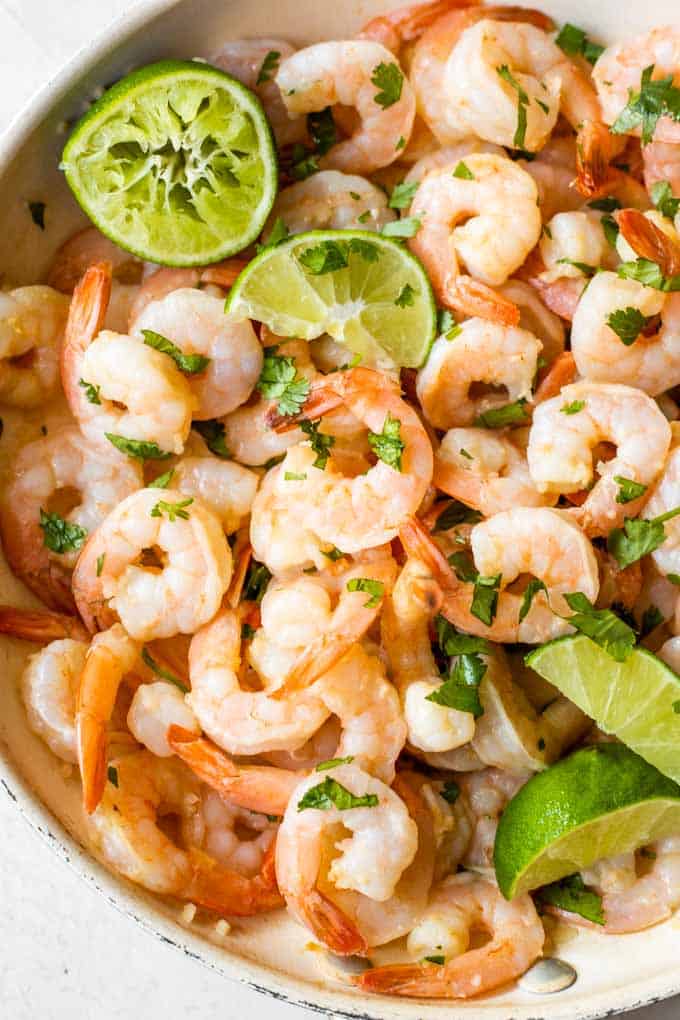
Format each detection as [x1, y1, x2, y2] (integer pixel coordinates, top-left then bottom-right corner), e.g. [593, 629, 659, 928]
[256, 49, 280, 85]
[389, 180, 419, 210]
[563, 591, 636, 661]
[496, 64, 529, 148]
[315, 756, 354, 772]
[606, 306, 655, 345]
[426, 652, 486, 717]
[555, 23, 604, 65]
[39, 509, 87, 554]
[105, 434, 171, 460]
[371, 62, 404, 109]
[519, 579, 549, 623]
[192, 419, 231, 459]
[242, 560, 272, 603]
[474, 399, 529, 428]
[284, 471, 306, 481]
[142, 329, 210, 375]
[346, 577, 385, 608]
[322, 546, 346, 562]
[601, 213, 620, 248]
[150, 497, 193, 522]
[471, 572, 502, 626]
[453, 161, 475, 180]
[434, 615, 491, 657]
[423, 955, 446, 965]
[297, 777, 378, 811]
[308, 107, 337, 156]
[96, 553, 105, 577]
[440, 780, 460, 804]
[432, 500, 482, 533]
[290, 145, 320, 180]
[79, 378, 101, 405]
[148, 468, 174, 489]
[395, 283, 417, 307]
[607, 506, 680, 568]
[561, 400, 585, 415]
[368, 411, 405, 470]
[617, 258, 668, 289]
[300, 418, 334, 469]
[382, 216, 422, 239]
[651, 180, 680, 219]
[614, 475, 648, 504]
[556, 257, 598, 276]
[257, 347, 310, 416]
[141, 646, 189, 692]
[536, 874, 605, 925]
[611, 65, 680, 145]
[298, 237, 379, 274]
[588, 196, 621, 213]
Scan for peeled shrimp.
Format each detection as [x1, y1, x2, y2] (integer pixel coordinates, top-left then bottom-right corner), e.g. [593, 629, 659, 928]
[644, 445, 680, 578]
[571, 271, 680, 395]
[264, 171, 395, 236]
[381, 557, 476, 753]
[457, 767, 529, 869]
[47, 227, 142, 294]
[0, 286, 69, 407]
[72, 488, 232, 640]
[172, 456, 259, 535]
[21, 638, 87, 762]
[528, 382, 671, 536]
[212, 39, 306, 147]
[130, 288, 262, 419]
[0, 605, 89, 643]
[358, 0, 474, 57]
[403, 139, 505, 185]
[128, 259, 247, 324]
[408, 155, 541, 318]
[181, 784, 278, 881]
[61, 263, 195, 455]
[275, 763, 433, 953]
[538, 210, 616, 284]
[87, 751, 282, 915]
[0, 426, 142, 612]
[434, 427, 555, 516]
[416, 318, 542, 429]
[642, 141, 680, 200]
[127, 681, 199, 758]
[358, 872, 543, 999]
[497, 279, 565, 365]
[276, 41, 416, 174]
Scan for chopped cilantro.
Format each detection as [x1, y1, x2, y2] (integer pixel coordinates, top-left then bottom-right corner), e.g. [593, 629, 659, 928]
[242, 560, 272, 603]
[256, 49, 280, 85]
[474, 399, 529, 428]
[371, 62, 404, 109]
[432, 500, 482, 533]
[96, 553, 105, 577]
[427, 652, 486, 717]
[614, 475, 648, 504]
[78, 378, 101, 405]
[611, 65, 680, 145]
[555, 23, 604, 65]
[284, 471, 307, 481]
[298, 237, 379, 274]
[300, 418, 334, 469]
[315, 756, 354, 772]
[257, 346, 310, 416]
[453, 161, 474, 180]
[607, 306, 655, 345]
[651, 180, 680, 219]
[150, 497, 193, 522]
[519, 579, 549, 623]
[588, 196, 621, 213]
[556, 257, 598, 276]
[346, 577, 385, 608]
[256, 216, 290, 253]
[308, 107, 337, 156]
[142, 329, 210, 375]
[192, 418, 231, 459]
[107, 765, 119, 788]
[368, 411, 405, 470]
[641, 604, 665, 636]
[381, 216, 421, 239]
[297, 777, 378, 812]
[141, 646, 189, 692]
[607, 505, 680, 569]
[536, 874, 605, 925]
[440, 780, 460, 804]
[39, 510, 87, 555]
[105, 434, 171, 461]
[497, 64, 529, 148]
[389, 180, 419, 210]
[562, 592, 636, 661]
[395, 283, 417, 307]
[148, 468, 174, 489]
[561, 399, 585, 415]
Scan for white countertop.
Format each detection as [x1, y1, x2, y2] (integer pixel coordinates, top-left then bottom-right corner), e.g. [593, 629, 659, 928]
[0, 3, 677, 1018]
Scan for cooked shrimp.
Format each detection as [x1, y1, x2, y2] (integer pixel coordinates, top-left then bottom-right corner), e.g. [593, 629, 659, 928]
[532, 351, 578, 404]
[0, 286, 69, 407]
[0, 605, 89, 643]
[212, 39, 306, 147]
[86, 751, 282, 915]
[617, 207, 680, 278]
[594, 29, 680, 145]
[0, 426, 142, 612]
[642, 141, 680, 199]
[457, 767, 529, 869]
[409, 6, 555, 146]
[188, 606, 329, 756]
[381, 558, 476, 753]
[47, 227, 142, 294]
[72, 488, 232, 640]
[643, 445, 680, 578]
[276, 41, 416, 174]
[497, 279, 565, 365]
[128, 259, 247, 324]
[400, 509, 600, 643]
[571, 271, 680, 394]
[130, 288, 262, 419]
[528, 382, 671, 536]
[21, 638, 87, 761]
[434, 427, 556, 516]
[76, 623, 140, 813]
[416, 318, 542, 429]
[275, 764, 434, 953]
[257, 367, 432, 557]
[181, 783, 278, 880]
[127, 681, 199, 758]
[358, 872, 544, 999]
[538, 210, 616, 283]
[61, 264, 195, 455]
[403, 139, 505, 184]
[172, 456, 259, 535]
[518, 135, 582, 221]
[358, 0, 474, 57]
[264, 171, 395, 236]
[408, 155, 541, 317]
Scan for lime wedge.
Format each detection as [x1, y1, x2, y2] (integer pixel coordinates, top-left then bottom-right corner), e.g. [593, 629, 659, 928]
[226, 230, 436, 369]
[61, 60, 277, 266]
[494, 743, 680, 899]
[526, 634, 680, 783]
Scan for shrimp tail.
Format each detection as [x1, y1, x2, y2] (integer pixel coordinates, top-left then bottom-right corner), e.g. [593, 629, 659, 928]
[617, 209, 680, 277]
[167, 726, 300, 816]
[200, 258, 249, 289]
[186, 843, 283, 916]
[450, 276, 520, 327]
[399, 516, 458, 593]
[358, 0, 480, 52]
[227, 532, 252, 608]
[532, 351, 577, 404]
[0, 605, 88, 642]
[299, 888, 368, 957]
[575, 121, 627, 198]
[357, 961, 448, 996]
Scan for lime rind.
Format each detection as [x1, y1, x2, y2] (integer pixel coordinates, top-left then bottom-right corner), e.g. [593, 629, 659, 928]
[494, 743, 680, 899]
[62, 60, 277, 266]
[226, 229, 437, 369]
[526, 634, 680, 783]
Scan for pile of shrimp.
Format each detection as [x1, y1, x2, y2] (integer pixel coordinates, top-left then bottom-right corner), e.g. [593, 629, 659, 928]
[3, 0, 680, 1001]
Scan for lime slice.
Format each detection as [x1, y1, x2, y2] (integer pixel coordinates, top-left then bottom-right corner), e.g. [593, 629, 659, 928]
[226, 230, 436, 368]
[61, 60, 277, 266]
[526, 634, 680, 783]
[494, 743, 680, 899]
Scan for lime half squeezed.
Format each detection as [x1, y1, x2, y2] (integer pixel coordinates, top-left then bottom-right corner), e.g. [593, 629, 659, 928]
[494, 743, 680, 899]
[226, 230, 436, 369]
[526, 634, 680, 783]
[62, 61, 277, 266]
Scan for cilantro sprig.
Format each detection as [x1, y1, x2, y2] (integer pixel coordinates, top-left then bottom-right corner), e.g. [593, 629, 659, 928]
[497, 64, 529, 148]
[607, 505, 680, 569]
[536, 874, 605, 925]
[474, 399, 529, 429]
[449, 551, 501, 626]
[368, 412, 405, 470]
[150, 498, 193, 522]
[297, 777, 378, 812]
[612, 65, 680, 145]
[142, 329, 210, 375]
[371, 62, 404, 109]
[39, 510, 87, 555]
[346, 577, 385, 608]
[555, 23, 604, 65]
[606, 306, 655, 345]
[300, 418, 334, 469]
[562, 592, 636, 661]
[427, 652, 486, 717]
[257, 346, 311, 417]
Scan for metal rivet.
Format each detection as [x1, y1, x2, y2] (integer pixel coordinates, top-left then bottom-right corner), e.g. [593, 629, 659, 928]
[519, 957, 577, 994]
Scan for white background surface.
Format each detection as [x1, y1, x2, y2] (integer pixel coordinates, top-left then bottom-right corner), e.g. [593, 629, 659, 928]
[0, 2, 677, 1018]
